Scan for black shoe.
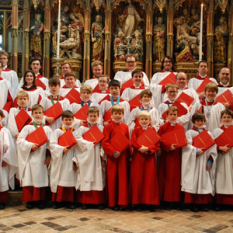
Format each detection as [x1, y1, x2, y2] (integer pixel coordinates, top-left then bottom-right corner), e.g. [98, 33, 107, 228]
[191, 206, 199, 212]
[81, 204, 88, 210]
[38, 201, 46, 209]
[0, 202, 5, 210]
[201, 205, 208, 212]
[112, 206, 119, 211]
[26, 202, 34, 209]
[150, 205, 156, 212]
[215, 205, 221, 211]
[165, 202, 171, 210]
[98, 204, 105, 210]
[119, 205, 126, 211]
[67, 202, 76, 209]
[53, 202, 62, 209]
[137, 205, 142, 211]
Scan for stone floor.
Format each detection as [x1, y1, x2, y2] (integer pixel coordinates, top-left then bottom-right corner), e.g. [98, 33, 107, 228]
[1, 205, 233, 233]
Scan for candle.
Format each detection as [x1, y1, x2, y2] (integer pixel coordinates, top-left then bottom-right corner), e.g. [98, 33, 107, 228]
[199, 3, 203, 61]
[57, 0, 61, 59]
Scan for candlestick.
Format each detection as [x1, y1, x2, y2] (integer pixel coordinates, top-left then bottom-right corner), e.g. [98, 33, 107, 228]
[199, 3, 203, 61]
[56, 0, 61, 77]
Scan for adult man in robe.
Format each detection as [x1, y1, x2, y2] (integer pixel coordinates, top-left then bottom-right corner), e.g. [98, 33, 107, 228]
[0, 50, 18, 95]
[60, 62, 81, 88]
[217, 67, 231, 96]
[114, 55, 149, 87]
[188, 60, 218, 100]
[60, 72, 80, 97]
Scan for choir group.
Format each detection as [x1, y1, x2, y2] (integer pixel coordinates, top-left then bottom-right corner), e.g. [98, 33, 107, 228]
[0, 50, 233, 213]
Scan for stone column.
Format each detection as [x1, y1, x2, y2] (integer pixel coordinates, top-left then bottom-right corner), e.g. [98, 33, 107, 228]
[11, 0, 18, 72]
[228, 4, 233, 84]
[206, 0, 214, 77]
[83, 0, 91, 82]
[43, 0, 51, 78]
[104, 1, 111, 76]
[22, 0, 30, 75]
[166, 0, 173, 57]
[145, 1, 153, 79]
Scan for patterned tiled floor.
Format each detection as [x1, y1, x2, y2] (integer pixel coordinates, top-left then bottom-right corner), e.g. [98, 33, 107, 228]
[0, 205, 233, 233]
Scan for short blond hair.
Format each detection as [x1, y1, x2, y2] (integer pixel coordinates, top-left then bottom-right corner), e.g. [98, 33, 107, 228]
[204, 82, 218, 94]
[99, 74, 110, 83]
[61, 62, 72, 69]
[87, 106, 99, 115]
[0, 50, 8, 58]
[91, 61, 103, 70]
[165, 83, 178, 90]
[167, 106, 179, 115]
[32, 104, 44, 113]
[140, 89, 152, 99]
[138, 111, 151, 119]
[110, 105, 124, 114]
[80, 84, 92, 93]
[17, 91, 29, 99]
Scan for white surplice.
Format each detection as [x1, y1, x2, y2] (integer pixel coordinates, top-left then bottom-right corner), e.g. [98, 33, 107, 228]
[182, 129, 217, 195]
[90, 93, 110, 104]
[84, 78, 98, 89]
[188, 76, 218, 91]
[1, 70, 18, 96]
[0, 79, 12, 109]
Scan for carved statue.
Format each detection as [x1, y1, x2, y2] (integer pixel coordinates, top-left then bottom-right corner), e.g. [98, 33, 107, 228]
[174, 13, 199, 62]
[29, 13, 44, 58]
[131, 30, 143, 61]
[153, 17, 166, 61]
[60, 5, 70, 27]
[214, 16, 228, 64]
[118, 0, 143, 37]
[114, 31, 126, 61]
[91, 15, 105, 61]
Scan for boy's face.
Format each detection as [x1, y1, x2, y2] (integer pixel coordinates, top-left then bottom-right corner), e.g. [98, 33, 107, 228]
[109, 86, 120, 97]
[141, 94, 151, 104]
[166, 87, 178, 100]
[167, 110, 178, 123]
[138, 116, 150, 126]
[17, 96, 29, 107]
[92, 65, 103, 77]
[111, 111, 123, 122]
[221, 113, 233, 125]
[0, 55, 8, 67]
[30, 60, 41, 73]
[132, 73, 143, 86]
[49, 84, 60, 94]
[80, 90, 91, 102]
[194, 119, 205, 128]
[205, 89, 217, 101]
[87, 112, 99, 124]
[32, 108, 44, 121]
[65, 76, 76, 88]
[62, 117, 74, 127]
[98, 77, 108, 90]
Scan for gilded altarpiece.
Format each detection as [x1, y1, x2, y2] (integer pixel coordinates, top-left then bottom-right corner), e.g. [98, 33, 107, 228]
[1, 0, 233, 82]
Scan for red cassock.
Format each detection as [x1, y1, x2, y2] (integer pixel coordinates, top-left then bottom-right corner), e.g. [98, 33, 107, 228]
[0, 191, 9, 203]
[129, 125, 160, 205]
[102, 121, 130, 207]
[157, 122, 184, 202]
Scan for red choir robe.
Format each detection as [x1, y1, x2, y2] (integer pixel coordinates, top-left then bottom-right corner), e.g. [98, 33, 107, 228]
[157, 122, 184, 202]
[102, 121, 130, 207]
[129, 125, 160, 205]
[92, 84, 110, 94]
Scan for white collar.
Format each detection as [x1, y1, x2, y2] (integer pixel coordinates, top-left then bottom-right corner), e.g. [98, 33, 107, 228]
[133, 84, 141, 89]
[169, 122, 177, 126]
[206, 98, 215, 103]
[142, 102, 150, 109]
[3, 65, 7, 70]
[220, 82, 230, 87]
[35, 73, 40, 77]
[113, 119, 121, 124]
[33, 118, 42, 124]
[200, 74, 207, 79]
[223, 124, 231, 128]
[178, 86, 188, 91]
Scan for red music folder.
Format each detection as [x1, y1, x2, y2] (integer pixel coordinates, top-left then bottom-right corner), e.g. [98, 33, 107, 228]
[44, 102, 63, 119]
[26, 126, 49, 147]
[103, 108, 112, 122]
[158, 72, 176, 93]
[176, 92, 194, 107]
[161, 128, 187, 148]
[15, 108, 32, 132]
[196, 78, 213, 93]
[74, 105, 89, 121]
[83, 125, 105, 145]
[36, 78, 46, 90]
[110, 130, 130, 153]
[58, 129, 77, 149]
[192, 130, 215, 151]
[65, 88, 81, 104]
[121, 78, 134, 89]
[215, 126, 233, 153]
[128, 94, 141, 111]
[137, 127, 161, 147]
[215, 89, 233, 104]
[162, 101, 187, 119]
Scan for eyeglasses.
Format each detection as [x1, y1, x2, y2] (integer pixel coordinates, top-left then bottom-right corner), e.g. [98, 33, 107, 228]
[99, 80, 107, 83]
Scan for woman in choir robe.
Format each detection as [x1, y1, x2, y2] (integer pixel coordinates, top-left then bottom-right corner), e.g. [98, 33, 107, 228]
[0, 110, 18, 209]
[49, 110, 78, 209]
[14, 70, 44, 109]
[74, 106, 106, 210]
[158, 106, 185, 209]
[182, 113, 217, 212]
[17, 104, 52, 209]
[129, 111, 160, 211]
[212, 109, 233, 211]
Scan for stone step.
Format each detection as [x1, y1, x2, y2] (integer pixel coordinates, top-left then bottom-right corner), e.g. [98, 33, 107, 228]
[8, 191, 22, 206]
